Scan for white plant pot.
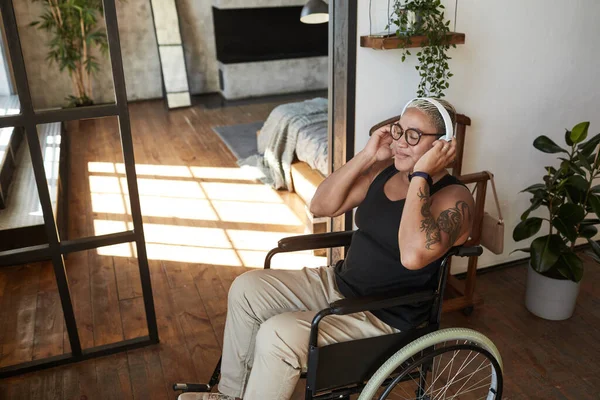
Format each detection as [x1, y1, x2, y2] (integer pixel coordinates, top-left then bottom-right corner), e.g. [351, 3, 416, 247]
[396, 9, 423, 33]
[525, 265, 581, 321]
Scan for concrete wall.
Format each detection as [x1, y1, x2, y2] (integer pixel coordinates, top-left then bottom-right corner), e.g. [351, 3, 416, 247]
[212, 0, 306, 8]
[177, 0, 219, 95]
[13, 0, 220, 109]
[355, 0, 600, 273]
[14, 0, 163, 109]
[219, 56, 328, 100]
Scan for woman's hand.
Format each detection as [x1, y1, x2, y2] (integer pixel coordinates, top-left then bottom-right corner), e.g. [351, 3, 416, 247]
[413, 139, 456, 175]
[362, 126, 394, 162]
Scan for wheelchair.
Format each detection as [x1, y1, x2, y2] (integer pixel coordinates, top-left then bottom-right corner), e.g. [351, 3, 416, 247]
[174, 231, 504, 400]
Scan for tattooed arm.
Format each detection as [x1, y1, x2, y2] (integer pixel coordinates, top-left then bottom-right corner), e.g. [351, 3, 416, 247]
[398, 177, 474, 270]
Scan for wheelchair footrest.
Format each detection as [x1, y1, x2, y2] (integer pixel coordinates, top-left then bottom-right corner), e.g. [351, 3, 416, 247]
[173, 383, 211, 393]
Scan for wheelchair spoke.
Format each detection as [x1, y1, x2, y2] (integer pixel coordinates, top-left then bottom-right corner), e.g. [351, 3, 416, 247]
[433, 342, 445, 378]
[437, 361, 490, 394]
[436, 352, 480, 399]
[442, 378, 494, 400]
[449, 359, 490, 396]
[433, 351, 482, 400]
[425, 347, 461, 393]
[427, 359, 490, 400]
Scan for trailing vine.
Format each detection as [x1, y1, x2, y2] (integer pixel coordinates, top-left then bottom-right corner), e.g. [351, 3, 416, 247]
[391, 0, 455, 97]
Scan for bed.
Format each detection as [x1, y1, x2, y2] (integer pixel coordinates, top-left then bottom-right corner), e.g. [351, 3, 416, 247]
[241, 96, 328, 194]
[238, 97, 329, 235]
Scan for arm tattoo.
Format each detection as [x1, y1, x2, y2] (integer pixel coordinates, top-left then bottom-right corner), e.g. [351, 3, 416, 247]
[418, 187, 440, 249]
[418, 187, 470, 250]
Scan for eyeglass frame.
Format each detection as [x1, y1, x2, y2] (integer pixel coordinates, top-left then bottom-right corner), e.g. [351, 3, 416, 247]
[389, 122, 445, 146]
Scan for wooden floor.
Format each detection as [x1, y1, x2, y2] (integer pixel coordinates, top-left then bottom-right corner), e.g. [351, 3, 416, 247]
[0, 99, 599, 399]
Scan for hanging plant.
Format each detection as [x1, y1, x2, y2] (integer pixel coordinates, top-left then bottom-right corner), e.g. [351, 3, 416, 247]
[390, 0, 455, 97]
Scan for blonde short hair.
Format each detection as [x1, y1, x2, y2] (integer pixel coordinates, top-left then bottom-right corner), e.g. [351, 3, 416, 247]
[404, 98, 457, 133]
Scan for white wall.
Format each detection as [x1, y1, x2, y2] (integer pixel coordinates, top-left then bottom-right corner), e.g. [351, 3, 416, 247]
[355, 0, 600, 273]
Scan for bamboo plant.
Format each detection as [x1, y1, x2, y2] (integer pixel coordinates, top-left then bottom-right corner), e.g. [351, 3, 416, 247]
[29, 0, 110, 107]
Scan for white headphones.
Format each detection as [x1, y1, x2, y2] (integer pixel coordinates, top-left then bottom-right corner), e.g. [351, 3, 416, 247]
[401, 97, 454, 142]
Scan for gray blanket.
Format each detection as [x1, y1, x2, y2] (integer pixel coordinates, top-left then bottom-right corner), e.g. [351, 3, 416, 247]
[239, 97, 328, 190]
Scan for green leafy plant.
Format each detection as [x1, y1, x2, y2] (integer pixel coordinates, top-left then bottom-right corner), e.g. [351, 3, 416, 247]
[29, 0, 111, 107]
[390, 0, 455, 97]
[513, 121, 600, 283]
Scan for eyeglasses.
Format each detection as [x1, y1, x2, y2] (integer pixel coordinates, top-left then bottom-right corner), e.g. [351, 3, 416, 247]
[390, 122, 445, 146]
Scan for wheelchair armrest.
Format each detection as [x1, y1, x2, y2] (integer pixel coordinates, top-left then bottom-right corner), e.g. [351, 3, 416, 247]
[277, 231, 354, 252]
[264, 231, 354, 269]
[454, 246, 483, 257]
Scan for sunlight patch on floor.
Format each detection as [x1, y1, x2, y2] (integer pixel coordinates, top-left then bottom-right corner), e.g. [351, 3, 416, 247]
[136, 196, 219, 221]
[89, 176, 122, 194]
[200, 182, 282, 203]
[212, 201, 302, 226]
[89, 163, 323, 269]
[88, 162, 117, 173]
[122, 177, 206, 199]
[189, 166, 264, 181]
[146, 243, 242, 266]
[142, 223, 230, 248]
[116, 163, 192, 178]
[91, 193, 127, 214]
[226, 229, 302, 251]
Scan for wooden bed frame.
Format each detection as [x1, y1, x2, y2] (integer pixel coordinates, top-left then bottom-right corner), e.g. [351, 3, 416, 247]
[259, 113, 490, 315]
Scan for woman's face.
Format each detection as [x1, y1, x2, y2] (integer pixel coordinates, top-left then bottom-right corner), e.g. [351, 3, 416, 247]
[391, 107, 441, 172]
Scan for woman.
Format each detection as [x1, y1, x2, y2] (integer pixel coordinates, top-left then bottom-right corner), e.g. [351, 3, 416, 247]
[189, 98, 474, 400]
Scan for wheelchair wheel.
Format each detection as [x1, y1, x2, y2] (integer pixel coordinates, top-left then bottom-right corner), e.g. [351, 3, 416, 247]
[358, 328, 503, 400]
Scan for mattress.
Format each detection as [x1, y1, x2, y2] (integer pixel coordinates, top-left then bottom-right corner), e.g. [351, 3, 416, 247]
[295, 119, 328, 177]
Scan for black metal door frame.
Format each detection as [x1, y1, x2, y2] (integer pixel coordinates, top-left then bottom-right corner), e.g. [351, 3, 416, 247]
[0, 0, 158, 378]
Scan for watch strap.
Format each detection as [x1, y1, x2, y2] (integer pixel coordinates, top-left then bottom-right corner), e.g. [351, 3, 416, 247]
[409, 171, 433, 188]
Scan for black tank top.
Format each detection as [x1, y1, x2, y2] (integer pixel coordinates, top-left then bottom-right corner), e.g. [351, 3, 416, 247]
[334, 164, 467, 331]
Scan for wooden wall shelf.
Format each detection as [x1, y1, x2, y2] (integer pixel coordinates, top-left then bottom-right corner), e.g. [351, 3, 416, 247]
[360, 32, 465, 50]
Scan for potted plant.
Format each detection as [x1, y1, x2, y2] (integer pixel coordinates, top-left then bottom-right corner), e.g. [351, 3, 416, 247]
[390, 0, 455, 97]
[29, 0, 110, 108]
[513, 121, 600, 320]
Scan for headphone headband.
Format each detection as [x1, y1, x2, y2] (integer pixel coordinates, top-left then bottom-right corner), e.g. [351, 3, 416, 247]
[401, 97, 454, 141]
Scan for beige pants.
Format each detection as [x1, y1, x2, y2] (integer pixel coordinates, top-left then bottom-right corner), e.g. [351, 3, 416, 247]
[218, 266, 398, 400]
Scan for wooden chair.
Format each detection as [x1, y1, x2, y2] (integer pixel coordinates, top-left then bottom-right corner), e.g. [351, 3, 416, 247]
[261, 112, 489, 315]
[369, 113, 490, 315]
